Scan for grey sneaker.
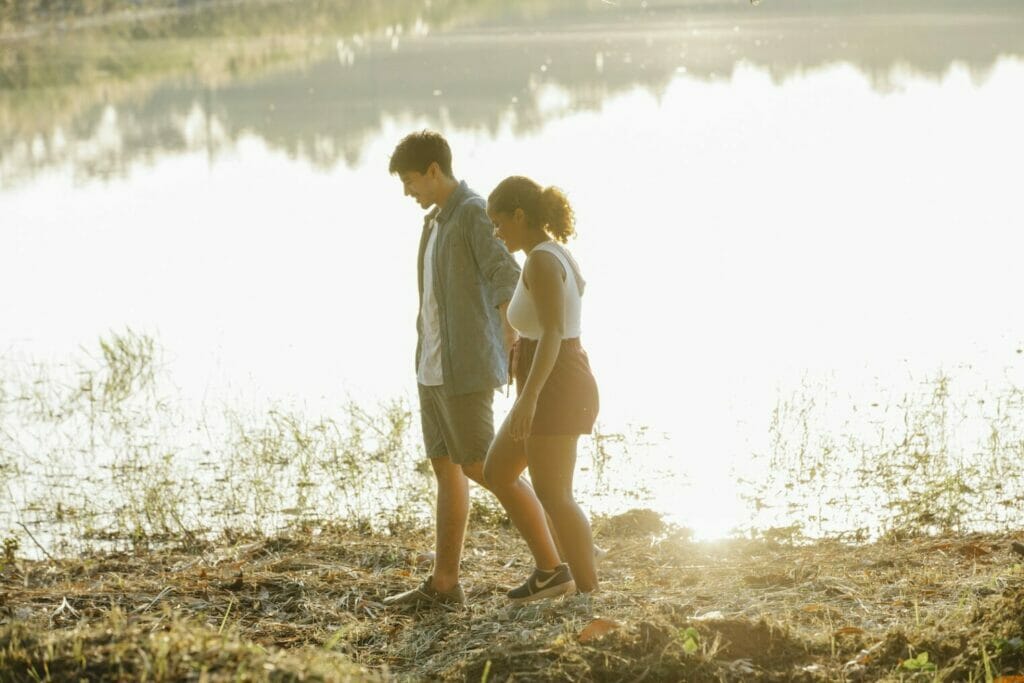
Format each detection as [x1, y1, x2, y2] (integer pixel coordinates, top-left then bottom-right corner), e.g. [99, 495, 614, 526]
[383, 575, 466, 609]
[508, 564, 576, 604]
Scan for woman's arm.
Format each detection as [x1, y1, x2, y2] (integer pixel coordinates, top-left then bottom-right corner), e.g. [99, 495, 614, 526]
[509, 250, 565, 440]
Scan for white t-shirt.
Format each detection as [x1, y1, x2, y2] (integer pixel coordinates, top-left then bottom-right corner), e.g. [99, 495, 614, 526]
[418, 219, 444, 386]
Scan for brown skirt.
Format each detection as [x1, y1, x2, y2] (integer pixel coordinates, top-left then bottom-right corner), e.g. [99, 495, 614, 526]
[511, 337, 600, 436]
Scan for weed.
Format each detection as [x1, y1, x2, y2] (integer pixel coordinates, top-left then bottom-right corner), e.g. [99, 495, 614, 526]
[1, 535, 16, 564]
[901, 651, 937, 673]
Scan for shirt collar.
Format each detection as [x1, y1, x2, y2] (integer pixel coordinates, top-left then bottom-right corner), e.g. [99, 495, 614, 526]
[435, 180, 469, 225]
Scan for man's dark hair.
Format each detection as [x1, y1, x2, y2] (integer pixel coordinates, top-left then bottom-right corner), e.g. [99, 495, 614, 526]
[388, 130, 454, 178]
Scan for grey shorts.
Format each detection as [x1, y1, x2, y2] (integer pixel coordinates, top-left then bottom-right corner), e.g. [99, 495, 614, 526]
[417, 384, 494, 465]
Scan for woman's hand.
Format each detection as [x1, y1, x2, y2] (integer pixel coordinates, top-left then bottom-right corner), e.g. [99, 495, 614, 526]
[509, 393, 538, 441]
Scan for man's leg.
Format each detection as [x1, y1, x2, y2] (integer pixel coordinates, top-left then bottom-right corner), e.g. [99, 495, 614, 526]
[430, 455, 471, 592]
[383, 386, 468, 606]
[412, 385, 470, 595]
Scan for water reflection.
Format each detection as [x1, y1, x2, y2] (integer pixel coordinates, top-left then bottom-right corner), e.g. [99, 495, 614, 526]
[3, 1, 1024, 542]
[2, 1, 1023, 186]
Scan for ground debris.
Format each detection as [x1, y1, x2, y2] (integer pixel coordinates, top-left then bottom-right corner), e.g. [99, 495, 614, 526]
[0, 513, 1022, 681]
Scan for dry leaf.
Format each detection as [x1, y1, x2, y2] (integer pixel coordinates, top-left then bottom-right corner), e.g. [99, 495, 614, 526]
[959, 543, 991, 559]
[833, 626, 865, 636]
[994, 677, 1024, 683]
[801, 603, 827, 613]
[578, 617, 621, 643]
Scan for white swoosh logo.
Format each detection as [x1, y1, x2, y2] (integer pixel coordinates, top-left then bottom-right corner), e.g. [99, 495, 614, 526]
[535, 571, 560, 589]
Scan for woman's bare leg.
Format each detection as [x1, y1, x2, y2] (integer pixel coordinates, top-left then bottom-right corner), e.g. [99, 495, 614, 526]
[526, 435, 598, 593]
[478, 417, 562, 571]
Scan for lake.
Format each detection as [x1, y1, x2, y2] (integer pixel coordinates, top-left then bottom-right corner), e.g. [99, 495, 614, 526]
[2, 0, 1023, 547]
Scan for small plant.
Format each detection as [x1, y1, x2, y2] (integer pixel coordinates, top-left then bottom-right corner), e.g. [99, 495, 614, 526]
[2, 535, 18, 565]
[992, 636, 1023, 655]
[679, 627, 700, 655]
[900, 651, 937, 673]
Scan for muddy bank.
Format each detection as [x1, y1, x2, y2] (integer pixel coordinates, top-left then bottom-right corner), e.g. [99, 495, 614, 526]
[1, 512, 1022, 681]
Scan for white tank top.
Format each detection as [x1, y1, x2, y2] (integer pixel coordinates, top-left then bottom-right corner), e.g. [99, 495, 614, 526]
[507, 241, 586, 340]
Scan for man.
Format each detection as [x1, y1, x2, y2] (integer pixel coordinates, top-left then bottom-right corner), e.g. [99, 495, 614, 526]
[383, 131, 569, 607]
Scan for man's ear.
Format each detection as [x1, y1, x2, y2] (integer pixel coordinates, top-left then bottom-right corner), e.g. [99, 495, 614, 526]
[426, 161, 441, 179]
[514, 207, 526, 225]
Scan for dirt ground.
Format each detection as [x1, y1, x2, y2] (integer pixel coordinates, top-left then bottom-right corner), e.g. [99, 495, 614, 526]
[1, 509, 1023, 681]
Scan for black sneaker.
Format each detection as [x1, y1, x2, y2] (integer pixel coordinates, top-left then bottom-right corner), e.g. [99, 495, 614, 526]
[507, 564, 576, 603]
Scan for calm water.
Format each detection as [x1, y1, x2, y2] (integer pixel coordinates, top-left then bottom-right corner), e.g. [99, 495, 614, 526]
[3, 0, 1024, 541]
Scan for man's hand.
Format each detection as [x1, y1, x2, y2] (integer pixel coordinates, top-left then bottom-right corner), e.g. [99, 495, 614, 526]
[497, 301, 517, 354]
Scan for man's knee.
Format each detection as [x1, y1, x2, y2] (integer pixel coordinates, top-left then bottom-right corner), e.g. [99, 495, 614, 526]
[430, 456, 462, 482]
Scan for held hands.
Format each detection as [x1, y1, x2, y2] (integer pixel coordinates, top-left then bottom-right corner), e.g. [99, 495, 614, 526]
[508, 393, 538, 441]
[503, 329, 518, 357]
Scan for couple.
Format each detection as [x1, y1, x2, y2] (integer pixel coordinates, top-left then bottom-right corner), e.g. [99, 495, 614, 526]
[382, 130, 601, 608]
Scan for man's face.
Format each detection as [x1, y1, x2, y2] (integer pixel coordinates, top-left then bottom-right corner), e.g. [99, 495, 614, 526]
[399, 168, 436, 209]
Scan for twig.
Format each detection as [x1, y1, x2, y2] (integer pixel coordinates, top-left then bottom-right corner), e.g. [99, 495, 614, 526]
[219, 597, 235, 635]
[16, 522, 56, 563]
[134, 585, 175, 613]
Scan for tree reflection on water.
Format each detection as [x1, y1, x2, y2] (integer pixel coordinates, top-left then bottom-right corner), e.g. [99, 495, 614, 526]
[1, 0, 1023, 186]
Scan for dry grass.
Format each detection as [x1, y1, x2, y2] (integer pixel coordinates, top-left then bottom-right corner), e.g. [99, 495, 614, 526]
[1, 510, 1022, 682]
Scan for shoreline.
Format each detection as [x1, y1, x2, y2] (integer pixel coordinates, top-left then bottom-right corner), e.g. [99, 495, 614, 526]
[2, 510, 1022, 681]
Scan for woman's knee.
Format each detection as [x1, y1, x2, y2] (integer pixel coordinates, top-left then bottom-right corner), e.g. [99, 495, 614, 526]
[482, 458, 508, 491]
[460, 461, 487, 488]
[535, 484, 575, 513]
[482, 446, 524, 492]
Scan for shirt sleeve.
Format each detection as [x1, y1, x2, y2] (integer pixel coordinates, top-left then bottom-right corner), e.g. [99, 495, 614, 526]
[462, 199, 521, 308]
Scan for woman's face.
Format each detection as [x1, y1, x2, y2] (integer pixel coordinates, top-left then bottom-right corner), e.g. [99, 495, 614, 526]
[488, 207, 528, 252]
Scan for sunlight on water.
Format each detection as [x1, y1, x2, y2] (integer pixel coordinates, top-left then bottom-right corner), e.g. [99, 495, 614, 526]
[3, 5, 1024, 541]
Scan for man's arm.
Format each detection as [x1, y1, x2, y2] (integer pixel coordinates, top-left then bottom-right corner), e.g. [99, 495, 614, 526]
[463, 200, 520, 309]
[497, 301, 517, 355]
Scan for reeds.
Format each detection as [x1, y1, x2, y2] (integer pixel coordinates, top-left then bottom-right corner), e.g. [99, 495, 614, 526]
[743, 369, 1024, 541]
[3, 330, 1024, 561]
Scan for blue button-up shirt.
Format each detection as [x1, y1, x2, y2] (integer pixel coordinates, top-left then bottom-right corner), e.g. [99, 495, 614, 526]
[416, 181, 521, 396]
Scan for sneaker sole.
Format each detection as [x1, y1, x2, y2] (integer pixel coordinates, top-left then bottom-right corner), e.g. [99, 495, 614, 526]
[509, 579, 577, 604]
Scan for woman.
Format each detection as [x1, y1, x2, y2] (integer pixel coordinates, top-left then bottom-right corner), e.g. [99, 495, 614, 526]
[484, 175, 600, 601]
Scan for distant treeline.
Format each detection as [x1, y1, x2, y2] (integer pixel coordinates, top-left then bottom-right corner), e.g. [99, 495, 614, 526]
[0, 0, 530, 38]
[2, 0, 173, 28]
[0, 0, 413, 36]
[5, 0, 1020, 35]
